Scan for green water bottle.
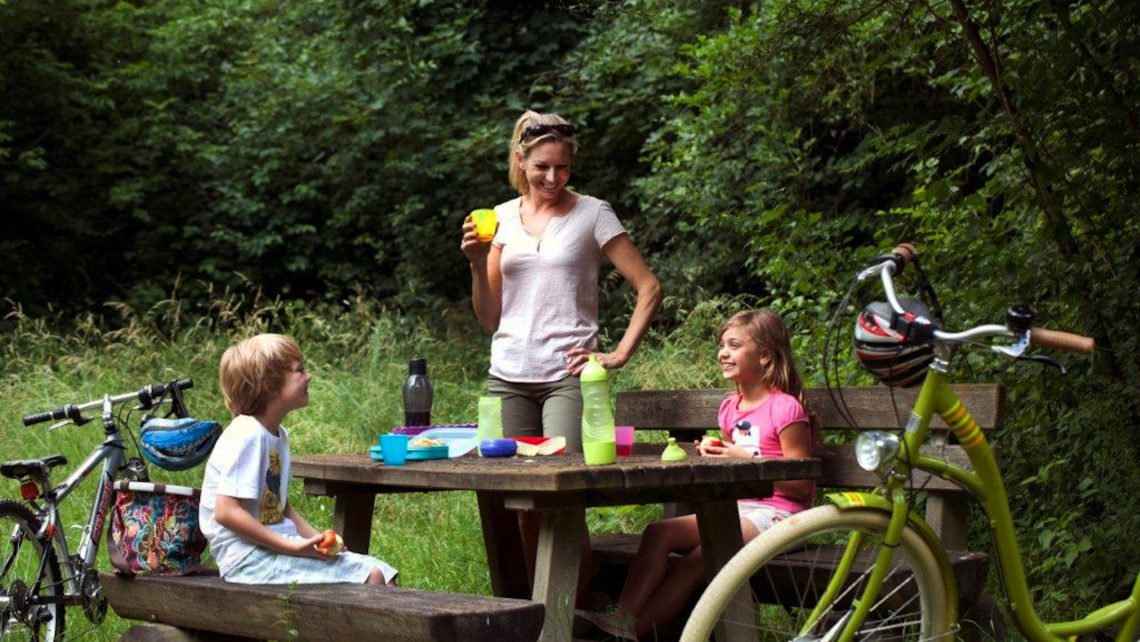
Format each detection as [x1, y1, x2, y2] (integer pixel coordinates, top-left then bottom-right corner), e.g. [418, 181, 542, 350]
[580, 355, 616, 465]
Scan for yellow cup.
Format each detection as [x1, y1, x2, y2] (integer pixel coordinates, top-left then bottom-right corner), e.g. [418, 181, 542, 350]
[471, 209, 497, 242]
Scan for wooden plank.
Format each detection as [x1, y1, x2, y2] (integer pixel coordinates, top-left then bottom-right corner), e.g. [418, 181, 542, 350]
[477, 491, 531, 600]
[119, 623, 254, 642]
[615, 384, 1004, 431]
[695, 499, 751, 642]
[296, 453, 820, 502]
[333, 491, 376, 554]
[533, 505, 585, 642]
[589, 535, 990, 614]
[100, 573, 544, 642]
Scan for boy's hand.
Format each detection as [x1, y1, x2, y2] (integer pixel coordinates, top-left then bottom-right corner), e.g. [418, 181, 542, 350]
[316, 529, 345, 556]
[288, 532, 333, 559]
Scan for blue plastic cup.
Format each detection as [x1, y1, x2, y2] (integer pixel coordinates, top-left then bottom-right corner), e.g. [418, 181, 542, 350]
[380, 434, 409, 466]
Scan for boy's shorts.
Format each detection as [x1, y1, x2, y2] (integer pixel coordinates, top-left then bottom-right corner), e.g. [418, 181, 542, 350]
[224, 537, 398, 585]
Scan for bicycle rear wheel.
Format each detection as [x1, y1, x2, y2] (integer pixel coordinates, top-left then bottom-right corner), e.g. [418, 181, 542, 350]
[0, 500, 65, 642]
[681, 505, 952, 642]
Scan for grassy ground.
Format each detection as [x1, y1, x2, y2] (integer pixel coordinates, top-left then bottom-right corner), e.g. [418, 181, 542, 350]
[0, 293, 737, 640]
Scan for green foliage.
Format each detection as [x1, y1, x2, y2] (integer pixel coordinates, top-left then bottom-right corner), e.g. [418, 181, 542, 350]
[3, 0, 1139, 621]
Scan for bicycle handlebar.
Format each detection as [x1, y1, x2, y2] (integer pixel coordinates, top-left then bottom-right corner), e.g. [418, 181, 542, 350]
[1030, 327, 1095, 354]
[859, 244, 1096, 355]
[22, 378, 194, 426]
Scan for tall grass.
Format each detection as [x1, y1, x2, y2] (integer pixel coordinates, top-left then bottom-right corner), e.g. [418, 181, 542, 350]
[0, 289, 744, 640]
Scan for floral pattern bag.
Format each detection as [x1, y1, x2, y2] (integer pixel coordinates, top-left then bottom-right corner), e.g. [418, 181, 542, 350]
[106, 480, 209, 576]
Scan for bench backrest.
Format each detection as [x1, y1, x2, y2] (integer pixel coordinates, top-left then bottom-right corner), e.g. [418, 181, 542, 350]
[614, 384, 1004, 549]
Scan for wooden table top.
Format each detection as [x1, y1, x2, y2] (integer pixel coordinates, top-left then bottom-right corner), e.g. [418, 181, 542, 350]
[293, 446, 821, 507]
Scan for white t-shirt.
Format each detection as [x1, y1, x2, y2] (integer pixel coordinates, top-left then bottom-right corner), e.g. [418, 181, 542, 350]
[490, 194, 627, 382]
[199, 415, 297, 576]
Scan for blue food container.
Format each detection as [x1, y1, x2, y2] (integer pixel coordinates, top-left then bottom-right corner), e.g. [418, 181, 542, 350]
[478, 438, 517, 458]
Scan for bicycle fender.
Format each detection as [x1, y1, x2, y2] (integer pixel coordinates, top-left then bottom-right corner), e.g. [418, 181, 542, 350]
[824, 491, 961, 622]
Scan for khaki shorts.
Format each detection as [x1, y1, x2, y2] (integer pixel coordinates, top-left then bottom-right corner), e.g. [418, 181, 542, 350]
[486, 374, 583, 453]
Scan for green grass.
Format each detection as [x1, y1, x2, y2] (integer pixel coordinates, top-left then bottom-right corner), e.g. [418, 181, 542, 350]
[0, 292, 738, 640]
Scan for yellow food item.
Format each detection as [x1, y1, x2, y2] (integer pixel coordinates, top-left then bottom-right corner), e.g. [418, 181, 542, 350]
[410, 437, 445, 448]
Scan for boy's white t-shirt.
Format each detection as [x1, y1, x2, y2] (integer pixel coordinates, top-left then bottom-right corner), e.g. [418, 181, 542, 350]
[490, 193, 627, 383]
[199, 414, 297, 576]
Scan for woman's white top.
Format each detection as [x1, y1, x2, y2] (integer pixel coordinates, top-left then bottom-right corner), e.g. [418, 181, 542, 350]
[490, 194, 626, 382]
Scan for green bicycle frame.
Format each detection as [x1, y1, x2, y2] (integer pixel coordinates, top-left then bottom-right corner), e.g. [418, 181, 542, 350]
[824, 368, 1140, 642]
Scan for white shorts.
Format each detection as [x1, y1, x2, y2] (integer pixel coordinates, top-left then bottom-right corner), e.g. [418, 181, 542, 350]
[224, 536, 398, 585]
[737, 503, 791, 534]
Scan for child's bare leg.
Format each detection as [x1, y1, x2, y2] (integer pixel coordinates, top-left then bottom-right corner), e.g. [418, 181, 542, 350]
[634, 546, 707, 637]
[634, 516, 761, 634]
[616, 515, 701, 616]
[365, 567, 384, 585]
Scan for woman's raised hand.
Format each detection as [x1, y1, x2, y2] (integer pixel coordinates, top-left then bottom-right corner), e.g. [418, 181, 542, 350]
[460, 214, 491, 263]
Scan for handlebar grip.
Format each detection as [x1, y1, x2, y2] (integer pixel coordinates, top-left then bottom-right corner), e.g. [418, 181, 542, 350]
[891, 243, 917, 265]
[23, 405, 81, 427]
[138, 378, 194, 409]
[1031, 328, 1095, 354]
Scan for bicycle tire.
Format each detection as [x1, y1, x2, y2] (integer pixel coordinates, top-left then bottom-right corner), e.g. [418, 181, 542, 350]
[0, 499, 65, 642]
[681, 505, 952, 642]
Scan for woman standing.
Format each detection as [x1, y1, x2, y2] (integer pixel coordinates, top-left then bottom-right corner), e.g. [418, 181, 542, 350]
[459, 110, 661, 605]
[460, 110, 661, 450]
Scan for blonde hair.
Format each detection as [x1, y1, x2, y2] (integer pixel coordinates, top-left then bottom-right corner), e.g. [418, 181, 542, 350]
[719, 309, 820, 452]
[219, 334, 303, 416]
[507, 110, 578, 195]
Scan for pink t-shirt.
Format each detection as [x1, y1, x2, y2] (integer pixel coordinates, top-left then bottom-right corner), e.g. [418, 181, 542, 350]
[717, 389, 813, 514]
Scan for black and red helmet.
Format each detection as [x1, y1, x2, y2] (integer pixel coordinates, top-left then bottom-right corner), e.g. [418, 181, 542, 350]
[854, 299, 940, 387]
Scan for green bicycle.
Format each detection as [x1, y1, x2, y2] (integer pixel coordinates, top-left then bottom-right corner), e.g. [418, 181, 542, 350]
[681, 244, 1138, 642]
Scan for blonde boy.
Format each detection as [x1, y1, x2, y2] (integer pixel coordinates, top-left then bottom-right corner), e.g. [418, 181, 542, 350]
[200, 334, 397, 585]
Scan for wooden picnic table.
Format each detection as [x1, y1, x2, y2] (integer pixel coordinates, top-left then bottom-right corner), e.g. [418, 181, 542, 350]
[293, 445, 820, 642]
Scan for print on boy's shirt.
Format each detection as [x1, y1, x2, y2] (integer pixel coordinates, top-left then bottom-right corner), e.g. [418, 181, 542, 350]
[260, 450, 284, 525]
[732, 420, 760, 456]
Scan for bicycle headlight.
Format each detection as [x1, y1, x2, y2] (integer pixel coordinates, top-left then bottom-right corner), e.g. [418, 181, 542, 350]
[855, 431, 900, 473]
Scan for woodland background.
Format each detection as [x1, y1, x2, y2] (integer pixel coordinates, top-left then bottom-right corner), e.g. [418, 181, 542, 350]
[2, 0, 1139, 621]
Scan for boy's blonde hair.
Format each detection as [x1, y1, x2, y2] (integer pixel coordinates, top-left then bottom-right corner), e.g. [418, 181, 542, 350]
[219, 334, 303, 416]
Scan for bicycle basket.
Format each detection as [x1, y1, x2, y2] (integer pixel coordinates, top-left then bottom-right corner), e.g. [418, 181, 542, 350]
[140, 417, 222, 471]
[106, 480, 209, 576]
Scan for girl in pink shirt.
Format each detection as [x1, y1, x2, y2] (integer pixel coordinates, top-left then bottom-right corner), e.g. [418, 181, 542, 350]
[577, 309, 817, 640]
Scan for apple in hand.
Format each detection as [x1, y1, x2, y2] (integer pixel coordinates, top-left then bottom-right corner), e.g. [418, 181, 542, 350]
[317, 529, 344, 556]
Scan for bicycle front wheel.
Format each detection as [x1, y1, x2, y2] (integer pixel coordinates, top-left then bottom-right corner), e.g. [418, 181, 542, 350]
[0, 499, 65, 642]
[681, 505, 953, 642]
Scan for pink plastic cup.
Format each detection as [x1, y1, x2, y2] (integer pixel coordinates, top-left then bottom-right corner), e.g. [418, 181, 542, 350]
[615, 426, 635, 457]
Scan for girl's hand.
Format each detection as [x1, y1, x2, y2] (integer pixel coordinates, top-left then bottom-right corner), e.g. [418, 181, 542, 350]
[460, 214, 492, 263]
[698, 437, 753, 458]
[565, 347, 629, 375]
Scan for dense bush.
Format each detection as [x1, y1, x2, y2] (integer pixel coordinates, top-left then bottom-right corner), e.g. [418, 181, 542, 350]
[3, 0, 1138, 617]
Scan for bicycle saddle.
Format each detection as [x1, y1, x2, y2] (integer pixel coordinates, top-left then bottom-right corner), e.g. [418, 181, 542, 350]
[1, 455, 68, 480]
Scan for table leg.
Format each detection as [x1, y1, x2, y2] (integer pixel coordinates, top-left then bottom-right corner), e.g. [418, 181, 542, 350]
[695, 499, 752, 642]
[333, 492, 376, 554]
[476, 491, 530, 599]
[532, 504, 585, 642]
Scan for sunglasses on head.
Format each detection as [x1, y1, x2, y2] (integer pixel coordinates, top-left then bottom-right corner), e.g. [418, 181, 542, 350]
[521, 123, 576, 143]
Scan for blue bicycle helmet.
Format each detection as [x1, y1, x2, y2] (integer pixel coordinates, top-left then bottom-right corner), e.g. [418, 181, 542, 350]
[140, 417, 222, 471]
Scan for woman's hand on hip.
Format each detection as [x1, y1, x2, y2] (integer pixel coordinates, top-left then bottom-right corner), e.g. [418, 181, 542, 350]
[565, 346, 628, 375]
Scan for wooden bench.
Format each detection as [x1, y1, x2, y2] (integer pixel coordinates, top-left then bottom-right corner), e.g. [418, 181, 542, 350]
[590, 384, 1003, 638]
[100, 572, 544, 642]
